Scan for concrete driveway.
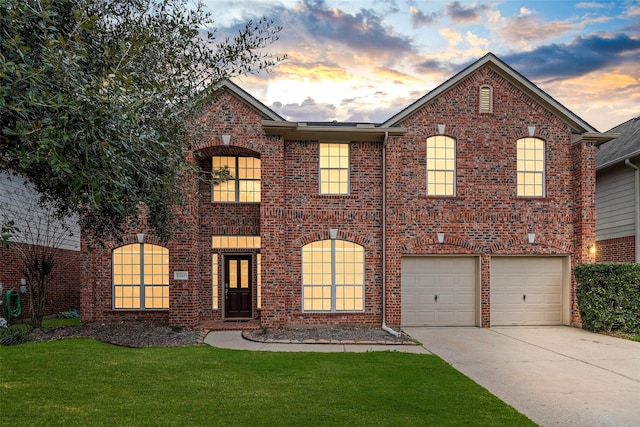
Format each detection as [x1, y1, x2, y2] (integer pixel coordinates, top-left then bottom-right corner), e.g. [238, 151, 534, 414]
[403, 326, 640, 427]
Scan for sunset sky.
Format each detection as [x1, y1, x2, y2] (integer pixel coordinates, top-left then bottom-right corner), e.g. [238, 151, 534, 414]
[205, 0, 640, 132]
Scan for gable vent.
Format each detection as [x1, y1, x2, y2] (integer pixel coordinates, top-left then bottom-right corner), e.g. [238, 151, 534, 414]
[479, 85, 492, 113]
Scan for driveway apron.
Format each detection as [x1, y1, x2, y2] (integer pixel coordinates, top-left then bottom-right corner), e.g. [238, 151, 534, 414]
[402, 326, 640, 427]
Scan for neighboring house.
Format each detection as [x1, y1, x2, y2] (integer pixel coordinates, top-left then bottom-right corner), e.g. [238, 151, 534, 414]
[595, 116, 640, 263]
[81, 53, 615, 331]
[0, 172, 81, 317]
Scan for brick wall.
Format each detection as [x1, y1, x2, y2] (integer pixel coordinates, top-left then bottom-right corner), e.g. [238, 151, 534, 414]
[1, 244, 80, 320]
[385, 64, 585, 327]
[195, 93, 386, 328]
[80, 64, 599, 330]
[259, 140, 384, 328]
[596, 236, 636, 263]
[81, 232, 170, 324]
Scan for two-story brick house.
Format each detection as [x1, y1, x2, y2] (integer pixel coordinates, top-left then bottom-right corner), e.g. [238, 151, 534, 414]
[80, 53, 615, 332]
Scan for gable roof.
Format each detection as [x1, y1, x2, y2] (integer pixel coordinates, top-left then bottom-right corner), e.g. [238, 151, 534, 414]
[214, 80, 285, 122]
[382, 52, 598, 134]
[596, 116, 640, 170]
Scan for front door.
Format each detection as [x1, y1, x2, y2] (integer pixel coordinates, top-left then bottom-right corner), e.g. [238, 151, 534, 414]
[225, 255, 252, 318]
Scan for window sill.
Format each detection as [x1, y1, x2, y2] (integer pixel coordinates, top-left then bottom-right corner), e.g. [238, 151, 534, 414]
[311, 194, 358, 199]
[210, 201, 261, 204]
[301, 310, 366, 314]
[418, 194, 457, 199]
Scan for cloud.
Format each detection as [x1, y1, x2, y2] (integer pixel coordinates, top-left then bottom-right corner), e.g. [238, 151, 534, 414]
[342, 96, 412, 123]
[540, 62, 640, 131]
[446, 1, 489, 23]
[296, 0, 415, 54]
[373, 67, 422, 84]
[498, 10, 578, 45]
[272, 97, 337, 122]
[502, 34, 640, 79]
[440, 27, 463, 48]
[409, 6, 438, 27]
[277, 60, 352, 82]
[576, 2, 607, 8]
[414, 58, 455, 75]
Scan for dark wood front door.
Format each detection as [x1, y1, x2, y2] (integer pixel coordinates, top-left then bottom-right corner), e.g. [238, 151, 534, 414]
[225, 255, 252, 318]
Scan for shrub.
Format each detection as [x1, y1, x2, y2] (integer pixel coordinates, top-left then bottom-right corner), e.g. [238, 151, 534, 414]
[0, 326, 31, 346]
[575, 263, 640, 334]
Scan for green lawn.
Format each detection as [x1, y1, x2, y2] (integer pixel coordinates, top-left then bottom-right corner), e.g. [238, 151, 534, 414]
[0, 339, 535, 426]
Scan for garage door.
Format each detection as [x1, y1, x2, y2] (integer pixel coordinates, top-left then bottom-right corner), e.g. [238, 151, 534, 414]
[491, 257, 565, 326]
[401, 257, 477, 326]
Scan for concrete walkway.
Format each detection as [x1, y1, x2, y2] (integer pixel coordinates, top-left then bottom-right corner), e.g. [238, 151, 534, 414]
[404, 326, 640, 427]
[204, 330, 430, 354]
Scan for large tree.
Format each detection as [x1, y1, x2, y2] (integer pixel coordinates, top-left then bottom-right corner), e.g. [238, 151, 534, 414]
[0, 0, 283, 241]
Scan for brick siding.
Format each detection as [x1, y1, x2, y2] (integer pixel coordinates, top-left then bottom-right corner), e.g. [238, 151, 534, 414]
[596, 236, 636, 263]
[1, 244, 80, 320]
[81, 62, 599, 329]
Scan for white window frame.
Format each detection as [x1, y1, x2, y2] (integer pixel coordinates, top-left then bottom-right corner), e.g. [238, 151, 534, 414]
[426, 135, 456, 196]
[319, 143, 350, 195]
[302, 239, 364, 312]
[517, 137, 546, 197]
[112, 243, 169, 310]
[212, 156, 261, 203]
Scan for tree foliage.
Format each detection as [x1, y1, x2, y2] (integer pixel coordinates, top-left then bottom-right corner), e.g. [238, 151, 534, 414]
[0, 0, 283, 241]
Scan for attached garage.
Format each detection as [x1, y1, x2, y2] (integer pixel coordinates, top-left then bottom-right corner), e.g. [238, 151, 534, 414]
[490, 256, 568, 326]
[401, 256, 478, 326]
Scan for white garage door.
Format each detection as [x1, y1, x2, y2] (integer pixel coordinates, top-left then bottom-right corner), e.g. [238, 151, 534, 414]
[491, 257, 565, 326]
[401, 257, 477, 326]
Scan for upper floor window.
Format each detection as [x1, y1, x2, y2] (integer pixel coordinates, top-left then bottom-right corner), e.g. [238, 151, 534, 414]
[302, 239, 364, 312]
[319, 143, 349, 195]
[113, 243, 169, 309]
[426, 135, 456, 196]
[479, 85, 492, 113]
[517, 137, 545, 197]
[212, 156, 261, 202]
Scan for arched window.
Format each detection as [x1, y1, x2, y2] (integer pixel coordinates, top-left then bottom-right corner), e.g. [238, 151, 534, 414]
[302, 240, 364, 312]
[517, 137, 545, 197]
[113, 243, 169, 309]
[426, 135, 456, 196]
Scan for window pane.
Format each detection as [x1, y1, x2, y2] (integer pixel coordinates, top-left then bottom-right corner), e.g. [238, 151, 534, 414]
[239, 180, 261, 202]
[302, 239, 364, 312]
[212, 235, 260, 249]
[426, 136, 456, 196]
[517, 138, 544, 197]
[229, 260, 237, 288]
[319, 143, 349, 195]
[212, 156, 260, 202]
[302, 240, 332, 312]
[213, 180, 235, 202]
[212, 254, 219, 310]
[241, 260, 249, 288]
[143, 244, 169, 286]
[145, 285, 169, 309]
[257, 254, 261, 309]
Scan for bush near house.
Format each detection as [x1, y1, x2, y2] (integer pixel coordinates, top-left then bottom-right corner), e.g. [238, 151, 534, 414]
[575, 263, 640, 334]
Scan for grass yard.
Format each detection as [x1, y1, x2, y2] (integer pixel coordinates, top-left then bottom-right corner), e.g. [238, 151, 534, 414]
[0, 339, 535, 426]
